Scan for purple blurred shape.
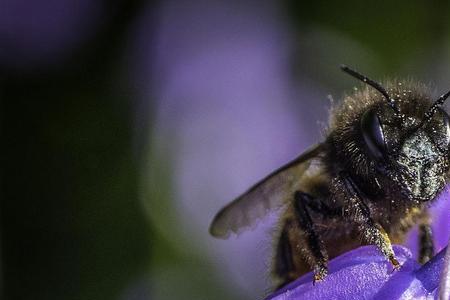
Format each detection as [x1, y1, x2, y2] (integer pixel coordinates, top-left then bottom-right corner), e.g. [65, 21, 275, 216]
[136, 1, 322, 296]
[0, 0, 104, 69]
[267, 245, 448, 300]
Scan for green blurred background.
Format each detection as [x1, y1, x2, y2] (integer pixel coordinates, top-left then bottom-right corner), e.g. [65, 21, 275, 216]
[1, 0, 450, 299]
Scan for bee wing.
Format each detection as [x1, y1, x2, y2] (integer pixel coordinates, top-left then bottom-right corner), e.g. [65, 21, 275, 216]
[209, 143, 325, 239]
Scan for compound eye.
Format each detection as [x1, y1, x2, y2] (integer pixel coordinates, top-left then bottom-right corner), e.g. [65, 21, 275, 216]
[361, 109, 387, 160]
[439, 108, 450, 150]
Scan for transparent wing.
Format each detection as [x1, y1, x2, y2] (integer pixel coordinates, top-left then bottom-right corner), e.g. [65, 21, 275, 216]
[209, 143, 325, 239]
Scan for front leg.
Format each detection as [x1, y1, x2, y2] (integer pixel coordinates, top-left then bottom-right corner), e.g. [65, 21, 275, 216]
[333, 172, 400, 270]
[293, 191, 329, 283]
[418, 211, 434, 264]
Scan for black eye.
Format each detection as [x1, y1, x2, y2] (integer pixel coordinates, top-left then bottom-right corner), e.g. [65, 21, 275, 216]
[438, 108, 450, 151]
[361, 109, 387, 160]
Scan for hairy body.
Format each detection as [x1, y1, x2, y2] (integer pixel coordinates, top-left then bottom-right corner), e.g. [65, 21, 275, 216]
[273, 81, 448, 288]
[210, 67, 450, 291]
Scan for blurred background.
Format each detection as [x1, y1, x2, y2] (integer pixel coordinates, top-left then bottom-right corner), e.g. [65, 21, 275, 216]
[2, 0, 450, 299]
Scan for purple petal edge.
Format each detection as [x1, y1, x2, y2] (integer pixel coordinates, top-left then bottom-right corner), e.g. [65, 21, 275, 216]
[266, 245, 449, 300]
[439, 245, 450, 299]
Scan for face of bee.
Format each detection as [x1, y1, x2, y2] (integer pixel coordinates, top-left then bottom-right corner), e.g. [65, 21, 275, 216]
[361, 103, 450, 202]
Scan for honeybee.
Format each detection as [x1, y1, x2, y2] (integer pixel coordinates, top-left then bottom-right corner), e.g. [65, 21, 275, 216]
[209, 65, 450, 290]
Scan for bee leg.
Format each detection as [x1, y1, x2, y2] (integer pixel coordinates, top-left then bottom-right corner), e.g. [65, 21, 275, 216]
[337, 173, 399, 270]
[418, 215, 434, 264]
[293, 191, 329, 283]
[273, 224, 296, 290]
[303, 195, 342, 217]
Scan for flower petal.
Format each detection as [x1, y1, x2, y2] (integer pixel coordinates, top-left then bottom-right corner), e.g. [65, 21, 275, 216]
[266, 246, 419, 300]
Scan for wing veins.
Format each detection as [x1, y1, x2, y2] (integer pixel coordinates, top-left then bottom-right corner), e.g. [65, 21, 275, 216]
[209, 143, 325, 238]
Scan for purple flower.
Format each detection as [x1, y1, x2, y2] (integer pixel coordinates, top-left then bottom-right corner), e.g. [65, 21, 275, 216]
[266, 188, 450, 300]
[266, 245, 449, 300]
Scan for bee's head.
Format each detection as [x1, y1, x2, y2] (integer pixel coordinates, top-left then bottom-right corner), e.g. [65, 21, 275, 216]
[342, 64, 450, 202]
[361, 103, 450, 202]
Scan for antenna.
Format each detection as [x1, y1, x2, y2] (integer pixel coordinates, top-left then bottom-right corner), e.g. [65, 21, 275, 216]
[423, 90, 450, 123]
[340, 65, 400, 115]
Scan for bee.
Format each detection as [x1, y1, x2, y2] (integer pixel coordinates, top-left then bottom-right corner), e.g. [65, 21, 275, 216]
[209, 65, 450, 290]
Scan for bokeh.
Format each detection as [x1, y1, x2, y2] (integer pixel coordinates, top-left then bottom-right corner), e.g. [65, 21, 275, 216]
[2, 0, 450, 299]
